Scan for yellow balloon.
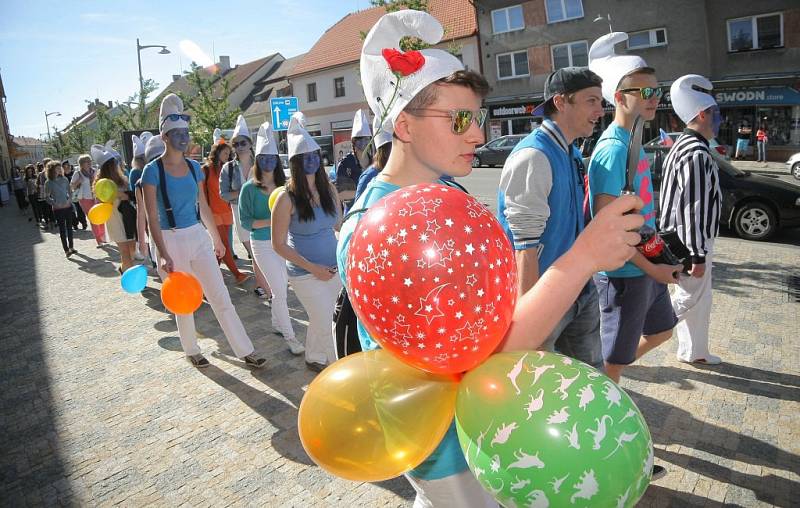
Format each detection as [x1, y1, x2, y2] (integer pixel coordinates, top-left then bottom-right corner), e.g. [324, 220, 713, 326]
[88, 202, 113, 225]
[268, 186, 284, 212]
[95, 178, 117, 203]
[298, 349, 458, 482]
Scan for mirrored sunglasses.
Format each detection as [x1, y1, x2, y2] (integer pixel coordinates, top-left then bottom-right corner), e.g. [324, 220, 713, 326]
[619, 87, 664, 100]
[407, 108, 488, 135]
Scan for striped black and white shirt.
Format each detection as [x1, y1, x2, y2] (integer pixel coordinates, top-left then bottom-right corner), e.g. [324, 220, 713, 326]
[658, 129, 722, 262]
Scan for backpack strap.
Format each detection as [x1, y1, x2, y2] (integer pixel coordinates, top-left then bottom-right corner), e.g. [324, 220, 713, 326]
[157, 158, 200, 229]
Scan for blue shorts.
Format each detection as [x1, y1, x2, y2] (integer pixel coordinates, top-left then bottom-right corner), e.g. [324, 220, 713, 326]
[736, 138, 749, 152]
[593, 274, 678, 365]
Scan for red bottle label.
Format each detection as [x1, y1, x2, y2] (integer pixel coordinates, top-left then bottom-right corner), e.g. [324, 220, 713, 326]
[640, 234, 664, 258]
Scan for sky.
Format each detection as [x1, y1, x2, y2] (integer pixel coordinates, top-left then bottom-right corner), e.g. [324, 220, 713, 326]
[0, 0, 375, 138]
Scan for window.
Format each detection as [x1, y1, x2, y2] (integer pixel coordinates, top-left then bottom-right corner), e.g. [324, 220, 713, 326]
[334, 77, 346, 98]
[492, 5, 524, 34]
[551, 40, 588, 70]
[627, 28, 668, 49]
[497, 50, 529, 79]
[727, 13, 783, 52]
[545, 0, 583, 23]
[307, 83, 317, 103]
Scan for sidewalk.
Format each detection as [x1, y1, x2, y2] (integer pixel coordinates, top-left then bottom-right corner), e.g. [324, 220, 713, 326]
[0, 205, 797, 507]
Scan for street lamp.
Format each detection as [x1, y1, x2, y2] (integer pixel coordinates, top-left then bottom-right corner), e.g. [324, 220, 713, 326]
[44, 110, 61, 142]
[593, 14, 613, 34]
[136, 38, 170, 122]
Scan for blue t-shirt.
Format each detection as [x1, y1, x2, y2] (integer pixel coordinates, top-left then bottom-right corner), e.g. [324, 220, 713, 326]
[588, 123, 656, 277]
[336, 177, 469, 481]
[128, 168, 143, 193]
[140, 159, 205, 230]
[287, 202, 339, 277]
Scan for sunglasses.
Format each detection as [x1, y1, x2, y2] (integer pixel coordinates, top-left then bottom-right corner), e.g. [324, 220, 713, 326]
[232, 140, 250, 148]
[161, 113, 191, 124]
[406, 108, 488, 135]
[619, 87, 663, 100]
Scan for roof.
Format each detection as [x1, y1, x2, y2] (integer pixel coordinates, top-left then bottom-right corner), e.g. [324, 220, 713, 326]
[12, 136, 45, 146]
[242, 54, 305, 116]
[291, 1, 477, 76]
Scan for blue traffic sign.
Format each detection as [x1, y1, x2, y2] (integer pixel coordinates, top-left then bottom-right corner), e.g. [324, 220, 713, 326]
[270, 97, 299, 131]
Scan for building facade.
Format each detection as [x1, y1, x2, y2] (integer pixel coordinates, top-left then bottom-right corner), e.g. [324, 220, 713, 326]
[476, 0, 800, 159]
[289, 0, 481, 154]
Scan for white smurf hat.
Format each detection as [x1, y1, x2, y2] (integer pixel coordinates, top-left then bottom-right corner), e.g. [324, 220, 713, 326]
[670, 74, 717, 124]
[212, 128, 225, 145]
[588, 32, 653, 104]
[91, 140, 119, 166]
[291, 111, 307, 129]
[360, 10, 464, 133]
[159, 93, 189, 134]
[373, 116, 392, 148]
[232, 115, 251, 142]
[287, 113, 320, 158]
[351, 109, 372, 138]
[145, 135, 166, 162]
[255, 121, 279, 156]
[131, 134, 146, 158]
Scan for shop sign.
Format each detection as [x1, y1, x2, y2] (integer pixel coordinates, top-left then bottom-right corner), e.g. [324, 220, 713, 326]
[490, 103, 538, 118]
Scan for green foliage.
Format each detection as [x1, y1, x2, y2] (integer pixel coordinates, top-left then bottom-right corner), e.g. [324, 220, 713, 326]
[115, 78, 160, 131]
[60, 123, 93, 156]
[178, 63, 240, 150]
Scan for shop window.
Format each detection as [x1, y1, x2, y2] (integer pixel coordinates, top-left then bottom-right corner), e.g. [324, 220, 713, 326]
[545, 0, 583, 24]
[627, 28, 668, 49]
[307, 83, 317, 103]
[551, 40, 588, 70]
[334, 77, 346, 98]
[492, 5, 525, 34]
[727, 13, 783, 52]
[497, 50, 529, 79]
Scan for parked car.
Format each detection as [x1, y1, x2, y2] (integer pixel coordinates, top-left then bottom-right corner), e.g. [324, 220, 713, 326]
[787, 152, 800, 181]
[652, 151, 800, 241]
[473, 134, 525, 168]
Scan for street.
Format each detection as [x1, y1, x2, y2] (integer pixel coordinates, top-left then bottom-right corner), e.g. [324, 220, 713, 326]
[0, 167, 798, 506]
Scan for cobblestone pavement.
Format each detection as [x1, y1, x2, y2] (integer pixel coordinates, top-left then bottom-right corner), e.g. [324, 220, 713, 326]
[0, 201, 797, 507]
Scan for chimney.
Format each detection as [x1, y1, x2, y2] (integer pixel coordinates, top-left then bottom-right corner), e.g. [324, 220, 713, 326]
[108, 100, 113, 108]
[218, 55, 231, 73]
[173, 74, 181, 82]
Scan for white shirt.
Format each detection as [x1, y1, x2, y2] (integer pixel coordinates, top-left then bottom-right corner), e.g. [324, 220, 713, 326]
[71, 169, 95, 201]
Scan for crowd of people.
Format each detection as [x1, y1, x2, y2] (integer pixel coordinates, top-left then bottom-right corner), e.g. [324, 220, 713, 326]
[9, 9, 729, 506]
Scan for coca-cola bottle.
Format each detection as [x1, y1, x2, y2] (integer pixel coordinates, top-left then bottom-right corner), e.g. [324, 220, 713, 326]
[637, 227, 683, 266]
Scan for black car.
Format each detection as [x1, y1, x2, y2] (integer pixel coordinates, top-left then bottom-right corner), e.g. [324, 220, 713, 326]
[653, 152, 800, 241]
[473, 134, 525, 168]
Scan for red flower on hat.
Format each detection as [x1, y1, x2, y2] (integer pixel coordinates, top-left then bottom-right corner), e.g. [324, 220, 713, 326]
[382, 48, 425, 77]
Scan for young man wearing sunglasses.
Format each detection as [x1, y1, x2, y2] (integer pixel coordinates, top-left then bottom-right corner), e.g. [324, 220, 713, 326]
[336, 11, 646, 507]
[589, 37, 682, 375]
[497, 67, 607, 371]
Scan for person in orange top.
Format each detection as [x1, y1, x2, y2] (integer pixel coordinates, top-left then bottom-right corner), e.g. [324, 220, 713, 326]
[202, 140, 250, 284]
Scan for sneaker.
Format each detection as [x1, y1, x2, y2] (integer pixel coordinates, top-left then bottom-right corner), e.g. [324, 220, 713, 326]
[305, 361, 326, 373]
[70, 248, 78, 255]
[187, 354, 210, 368]
[65, 250, 72, 258]
[679, 354, 722, 365]
[254, 286, 268, 299]
[651, 464, 667, 481]
[244, 354, 267, 369]
[285, 337, 305, 355]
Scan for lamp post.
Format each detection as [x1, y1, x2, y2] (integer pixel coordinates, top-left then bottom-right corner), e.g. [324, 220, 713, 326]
[593, 14, 613, 33]
[136, 38, 170, 122]
[44, 110, 61, 142]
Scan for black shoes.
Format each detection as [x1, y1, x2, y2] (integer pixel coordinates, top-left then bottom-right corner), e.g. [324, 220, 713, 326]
[188, 354, 210, 368]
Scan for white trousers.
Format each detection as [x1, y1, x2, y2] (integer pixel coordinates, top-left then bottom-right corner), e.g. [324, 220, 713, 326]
[251, 237, 295, 340]
[672, 249, 715, 362]
[161, 224, 255, 359]
[406, 470, 499, 508]
[289, 273, 340, 364]
[231, 202, 249, 245]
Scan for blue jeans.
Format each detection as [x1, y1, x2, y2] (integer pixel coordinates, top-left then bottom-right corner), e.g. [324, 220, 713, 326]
[540, 283, 603, 371]
[757, 140, 766, 161]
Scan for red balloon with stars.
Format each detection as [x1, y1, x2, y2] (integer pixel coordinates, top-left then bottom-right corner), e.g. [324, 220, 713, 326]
[346, 183, 518, 374]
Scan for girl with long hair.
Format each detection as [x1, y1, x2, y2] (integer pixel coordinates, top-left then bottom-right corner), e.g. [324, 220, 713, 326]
[91, 143, 136, 273]
[202, 139, 249, 284]
[272, 114, 341, 372]
[239, 121, 304, 356]
[44, 160, 77, 257]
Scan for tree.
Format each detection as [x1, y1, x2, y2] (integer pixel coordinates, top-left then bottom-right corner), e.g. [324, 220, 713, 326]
[91, 102, 122, 148]
[365, 0, 461, 54]
[115, 79, 160, 131]
[178, 63, 240, 150]
[61, 123, 93, 156]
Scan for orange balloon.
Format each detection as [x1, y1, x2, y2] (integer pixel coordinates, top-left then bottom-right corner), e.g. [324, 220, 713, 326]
[87, 202, 113, 225]
[298, 349, 458, 482]
[161, 271, 204, 314]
